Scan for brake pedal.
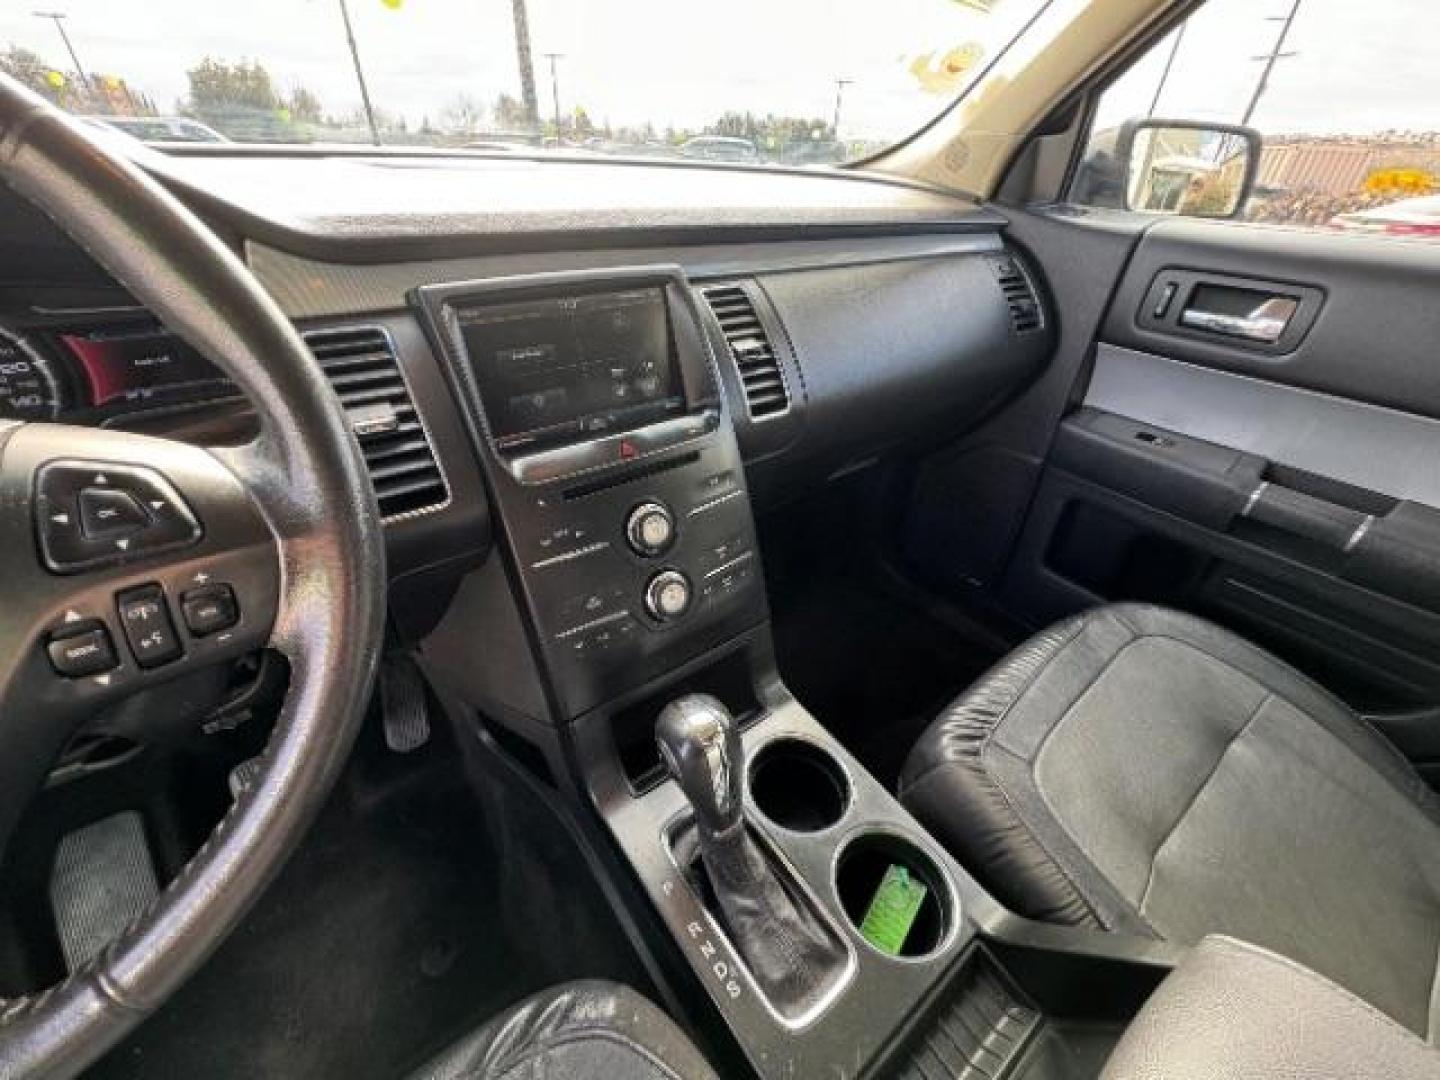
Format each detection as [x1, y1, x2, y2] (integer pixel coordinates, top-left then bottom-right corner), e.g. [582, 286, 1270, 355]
[381, 655, 430, 754]
[49, 812, 159, 972]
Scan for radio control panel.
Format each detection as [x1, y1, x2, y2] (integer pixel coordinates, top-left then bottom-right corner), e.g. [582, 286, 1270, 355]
[511, 435, 764, 715]
[416, 265, 767, 718]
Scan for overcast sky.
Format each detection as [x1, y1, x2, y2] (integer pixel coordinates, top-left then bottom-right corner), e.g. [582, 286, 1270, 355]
[0, 0, 1035, 140]
[1098, 0, 1437, 137]
[1, 0, 1434, 143]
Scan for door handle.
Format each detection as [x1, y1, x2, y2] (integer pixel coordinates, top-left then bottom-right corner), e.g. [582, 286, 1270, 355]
[1179, 296, 1298, 344]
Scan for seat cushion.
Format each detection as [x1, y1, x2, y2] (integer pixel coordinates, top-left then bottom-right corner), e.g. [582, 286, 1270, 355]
[1102, 936, 1440, 1080]
[409, 981, 719, 1080]
[900, 603, 1440, 1038]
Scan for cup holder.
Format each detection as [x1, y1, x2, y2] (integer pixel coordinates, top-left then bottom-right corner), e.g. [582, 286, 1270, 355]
[835, 833, 952, 959]
[748, 738, 849, 833]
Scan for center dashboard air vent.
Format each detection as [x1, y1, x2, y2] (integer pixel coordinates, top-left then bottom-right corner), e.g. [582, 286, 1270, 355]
[699, 284, 790, 419]
[302, 326, 448, 519]
[990, 255, 1044, 335]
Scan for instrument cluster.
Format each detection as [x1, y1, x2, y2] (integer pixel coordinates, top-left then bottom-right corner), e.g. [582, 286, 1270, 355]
[0, 318, 235, 425]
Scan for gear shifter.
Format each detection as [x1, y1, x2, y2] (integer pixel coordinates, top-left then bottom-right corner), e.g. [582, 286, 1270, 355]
[657, 695, 846, 1018]
[656, 694, 743, 841]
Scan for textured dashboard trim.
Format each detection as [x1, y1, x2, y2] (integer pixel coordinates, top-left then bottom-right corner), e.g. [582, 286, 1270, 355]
[145, 151, 997, 263]
[247, 234, 1004, 319]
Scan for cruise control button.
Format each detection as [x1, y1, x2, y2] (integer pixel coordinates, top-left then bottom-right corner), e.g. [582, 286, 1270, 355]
[181, 584, 239, 637]
[116, 584, 183, 668]
[78, 487, 150, 539]
[47, 622, 119, 678]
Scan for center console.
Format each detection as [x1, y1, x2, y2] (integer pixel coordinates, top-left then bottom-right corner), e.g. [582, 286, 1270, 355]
[577, 663, 993, 1076]
[415, 263, 1172, 1079]
[415, 266, 766, 718]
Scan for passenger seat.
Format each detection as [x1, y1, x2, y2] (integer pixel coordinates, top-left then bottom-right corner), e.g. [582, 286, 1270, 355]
[900, 603, 1440, 1039]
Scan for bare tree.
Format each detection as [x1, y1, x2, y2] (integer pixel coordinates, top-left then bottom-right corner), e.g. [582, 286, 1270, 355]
[442, 93, 488, 134]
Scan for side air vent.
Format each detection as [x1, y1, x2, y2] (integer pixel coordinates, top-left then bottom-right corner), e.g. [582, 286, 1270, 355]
[700, 284, 790, 419]
[303, 326, 448, 519]
[991, 255, 1043, 335]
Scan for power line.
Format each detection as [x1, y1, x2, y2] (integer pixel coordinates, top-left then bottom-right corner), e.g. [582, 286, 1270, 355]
[1242, 0, 1304, 127]
[1148, 20, 1188, 117]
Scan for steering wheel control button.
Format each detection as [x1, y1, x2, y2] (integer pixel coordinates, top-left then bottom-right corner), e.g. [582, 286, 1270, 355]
[116, 584, 183, 668]
[644, 569, 693, 622]
[78, 487, 150, 539]
[181, 584, 239, 637]
[46, 622, 119, 678]
[626, 501, 676, 557]
[36, 461, 202, 574]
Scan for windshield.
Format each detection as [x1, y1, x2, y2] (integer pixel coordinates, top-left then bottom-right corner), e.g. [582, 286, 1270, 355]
[1, 0, 1047, 166]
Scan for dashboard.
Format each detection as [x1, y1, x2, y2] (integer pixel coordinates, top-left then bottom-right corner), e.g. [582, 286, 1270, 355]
[0, 149, 1055, 658]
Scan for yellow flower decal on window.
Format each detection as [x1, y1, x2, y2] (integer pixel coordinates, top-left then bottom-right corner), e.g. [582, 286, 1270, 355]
[909, 43, 985, 94]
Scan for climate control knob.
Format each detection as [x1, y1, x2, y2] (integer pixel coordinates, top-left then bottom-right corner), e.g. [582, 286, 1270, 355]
[626, 501, 676, 557]
[644, 570, 692, 622]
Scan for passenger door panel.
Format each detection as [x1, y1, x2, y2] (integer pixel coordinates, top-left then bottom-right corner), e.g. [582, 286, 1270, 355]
[1000, 218, 1440, 742]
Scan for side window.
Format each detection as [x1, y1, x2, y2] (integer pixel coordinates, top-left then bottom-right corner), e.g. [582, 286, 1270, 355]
[1071, 0, 1440, 239]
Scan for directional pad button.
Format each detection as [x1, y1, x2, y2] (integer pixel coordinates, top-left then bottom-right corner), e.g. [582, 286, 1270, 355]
[36, 461, 202, 573]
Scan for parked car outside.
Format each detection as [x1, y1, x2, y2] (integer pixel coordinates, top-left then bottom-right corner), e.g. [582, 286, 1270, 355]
[80, 114, 228, 143]
[678, 135, 761, 163]
[1330, 193, 1440, 237]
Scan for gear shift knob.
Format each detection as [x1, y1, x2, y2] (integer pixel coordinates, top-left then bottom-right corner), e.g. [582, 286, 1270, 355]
[656, 694, 743, 838]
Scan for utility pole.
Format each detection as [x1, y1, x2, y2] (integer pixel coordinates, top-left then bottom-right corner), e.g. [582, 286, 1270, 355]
[510, 0, 540, 130]
[32, 11, 89, 89]
[1147, 20, 1188, 117]
[832, 77, 853, 139]
[1242, 0, 1303, 126]
[543, 52, 564, 136]
[336, 0, 381, 145]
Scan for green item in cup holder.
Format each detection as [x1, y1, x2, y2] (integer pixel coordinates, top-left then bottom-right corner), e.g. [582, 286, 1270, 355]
[859, 864, 928, 955]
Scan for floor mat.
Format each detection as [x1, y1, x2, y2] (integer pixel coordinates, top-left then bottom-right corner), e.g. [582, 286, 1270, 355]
[88, 714, 651, 1080]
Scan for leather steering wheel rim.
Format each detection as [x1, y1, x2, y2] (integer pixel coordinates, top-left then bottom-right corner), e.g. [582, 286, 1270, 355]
[0, 77, 385, 1078]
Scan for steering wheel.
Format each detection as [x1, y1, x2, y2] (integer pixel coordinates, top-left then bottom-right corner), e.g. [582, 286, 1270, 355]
[0, 78, 385, 1076]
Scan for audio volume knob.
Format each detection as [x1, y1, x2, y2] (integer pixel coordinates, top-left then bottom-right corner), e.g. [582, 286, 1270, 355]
[644, 570, 692, 622]
[626, 501, 676, 557]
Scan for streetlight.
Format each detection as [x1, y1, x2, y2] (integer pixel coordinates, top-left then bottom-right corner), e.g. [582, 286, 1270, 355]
[832, 77, 853, 139]
[542, 52, 564, 136]
[335, 0, 380, 145]
[32, 11, 90, 89]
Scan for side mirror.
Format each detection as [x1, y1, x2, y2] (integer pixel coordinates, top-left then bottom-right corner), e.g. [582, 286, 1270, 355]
[1115, 119, 1262, 219]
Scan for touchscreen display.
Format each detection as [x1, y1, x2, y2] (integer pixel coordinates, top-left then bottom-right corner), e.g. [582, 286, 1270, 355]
[458, 288, 683, 450]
